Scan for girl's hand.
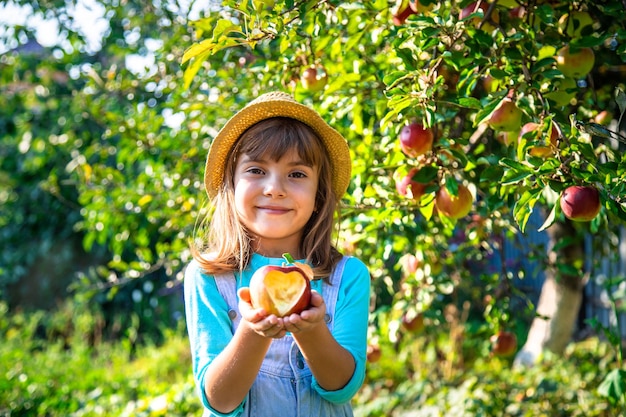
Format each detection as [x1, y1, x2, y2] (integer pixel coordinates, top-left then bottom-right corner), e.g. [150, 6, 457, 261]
[237, 287, 286, 339]
[282, 290, 326, 334]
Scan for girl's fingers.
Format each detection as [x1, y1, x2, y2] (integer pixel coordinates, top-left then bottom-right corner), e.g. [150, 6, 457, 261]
[237, 287, 251, 303]
[309, 290, 323, 307]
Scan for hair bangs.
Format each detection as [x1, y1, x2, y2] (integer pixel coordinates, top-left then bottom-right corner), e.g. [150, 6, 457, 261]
[238, 117, 325, 169]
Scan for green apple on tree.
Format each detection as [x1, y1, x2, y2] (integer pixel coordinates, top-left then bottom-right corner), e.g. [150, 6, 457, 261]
[300, 65, 328, 92]
[488, 96, 523, 132]
[555, 45, 595, 79]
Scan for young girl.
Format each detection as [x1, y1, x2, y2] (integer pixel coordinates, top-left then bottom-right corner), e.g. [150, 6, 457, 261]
[184, 91, 370, 417]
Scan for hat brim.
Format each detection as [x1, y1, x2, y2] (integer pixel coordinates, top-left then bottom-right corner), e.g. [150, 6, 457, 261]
[205, 92, 351, 199]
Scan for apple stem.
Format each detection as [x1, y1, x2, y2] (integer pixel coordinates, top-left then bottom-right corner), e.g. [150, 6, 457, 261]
[282, 253, 295, 265]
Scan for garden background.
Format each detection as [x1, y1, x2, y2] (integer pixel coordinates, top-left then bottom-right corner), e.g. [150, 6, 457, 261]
[1, 0, 626, 415]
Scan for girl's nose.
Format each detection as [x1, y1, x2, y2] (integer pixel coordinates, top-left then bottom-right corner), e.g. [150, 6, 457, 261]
[263, 175, 286, 197]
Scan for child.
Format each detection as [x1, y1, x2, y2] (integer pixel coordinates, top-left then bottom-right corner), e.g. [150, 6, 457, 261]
[184, 91, 371, 417]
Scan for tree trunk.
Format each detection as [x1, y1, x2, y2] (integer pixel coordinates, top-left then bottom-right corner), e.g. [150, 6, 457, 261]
[514, 219, 586, 367]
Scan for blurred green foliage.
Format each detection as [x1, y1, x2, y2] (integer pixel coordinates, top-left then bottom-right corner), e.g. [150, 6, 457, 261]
[1, 0, 626, 414]
[0, 301, 622, 416]
[0, 302, 201, 416]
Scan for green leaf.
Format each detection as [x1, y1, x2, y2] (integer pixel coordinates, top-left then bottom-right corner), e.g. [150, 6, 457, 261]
[616, 87, 626, 114]
[501, 169, 533, 185]
[499, 158, 529, 171]
[457, 97, 482, 109]
[137, 195, 153, 207]
[183, 49, 211, 89]
[513, 188, 541, 232]
[181, 39, 215, 65]
[412, 165, 439, 183]
[480, 165, 504, 182]
[556, 262, 581, 276]
[383, 71, 412, 88]
[537, 203, 556, 232]
[616, 87, 626, 129]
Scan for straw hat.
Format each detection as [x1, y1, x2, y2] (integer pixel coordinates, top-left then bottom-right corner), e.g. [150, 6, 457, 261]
[204, 91, 351, 199]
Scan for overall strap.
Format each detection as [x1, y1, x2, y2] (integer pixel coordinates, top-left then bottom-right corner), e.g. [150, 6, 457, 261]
[214, 272, 240, 333]
[322, 256, 349, 332]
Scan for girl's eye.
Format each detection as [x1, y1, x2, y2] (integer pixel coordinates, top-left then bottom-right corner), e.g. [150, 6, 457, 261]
[246, 167, 264, 175]
[290, 171, 307, 178]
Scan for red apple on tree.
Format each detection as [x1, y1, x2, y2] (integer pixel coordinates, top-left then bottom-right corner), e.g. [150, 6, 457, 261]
[555, 45, 595, 79]
[559, 185, 601, 222]
[300, 65, 328, 92]
[249, 253, 313, 317]
[399, 253, 420, 276]
[435, 183, 474, 220]
[488, 96, 523, 132]
[459, 1, 500, 31]
[401, 310, 425, 333]
[366, 344, 382, 363]
[392, 0, 417, 25]
[490, 330, 517, 357]
[399, 122, 434, 157]
[508, 6, 526, 20]
[395, 167, 427, 200]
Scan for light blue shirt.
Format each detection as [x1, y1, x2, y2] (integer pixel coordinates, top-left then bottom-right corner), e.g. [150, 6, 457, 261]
[184, 253, 370, 417]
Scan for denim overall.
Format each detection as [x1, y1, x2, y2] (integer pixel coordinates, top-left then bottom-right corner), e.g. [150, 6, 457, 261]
[210, 256, 353, 417]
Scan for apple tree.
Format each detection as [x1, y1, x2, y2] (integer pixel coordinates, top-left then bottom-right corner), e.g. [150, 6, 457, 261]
[181, 0, 626, 377]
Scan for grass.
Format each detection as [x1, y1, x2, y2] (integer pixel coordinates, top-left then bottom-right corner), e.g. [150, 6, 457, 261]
[1, 302, 624, 416]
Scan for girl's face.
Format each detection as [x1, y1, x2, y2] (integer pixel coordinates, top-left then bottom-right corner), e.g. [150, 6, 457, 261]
[233, 148, 319, 258]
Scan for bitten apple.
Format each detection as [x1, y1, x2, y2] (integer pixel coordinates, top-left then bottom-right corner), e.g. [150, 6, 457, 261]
[399, 122, 434, 157]
[560, 185, 601, 222]
[249, 262, 312, 317]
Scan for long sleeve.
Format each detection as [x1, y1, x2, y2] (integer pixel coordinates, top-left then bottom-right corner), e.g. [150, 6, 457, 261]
[311, 256, 371, 403]
[183, 260, 245, 416]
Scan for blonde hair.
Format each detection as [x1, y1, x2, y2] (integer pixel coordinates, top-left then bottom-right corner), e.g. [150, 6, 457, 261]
[192, 117, 343, 279]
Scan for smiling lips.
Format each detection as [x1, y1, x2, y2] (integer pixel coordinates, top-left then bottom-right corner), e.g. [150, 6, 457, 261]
[257, 205, 291, 214]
